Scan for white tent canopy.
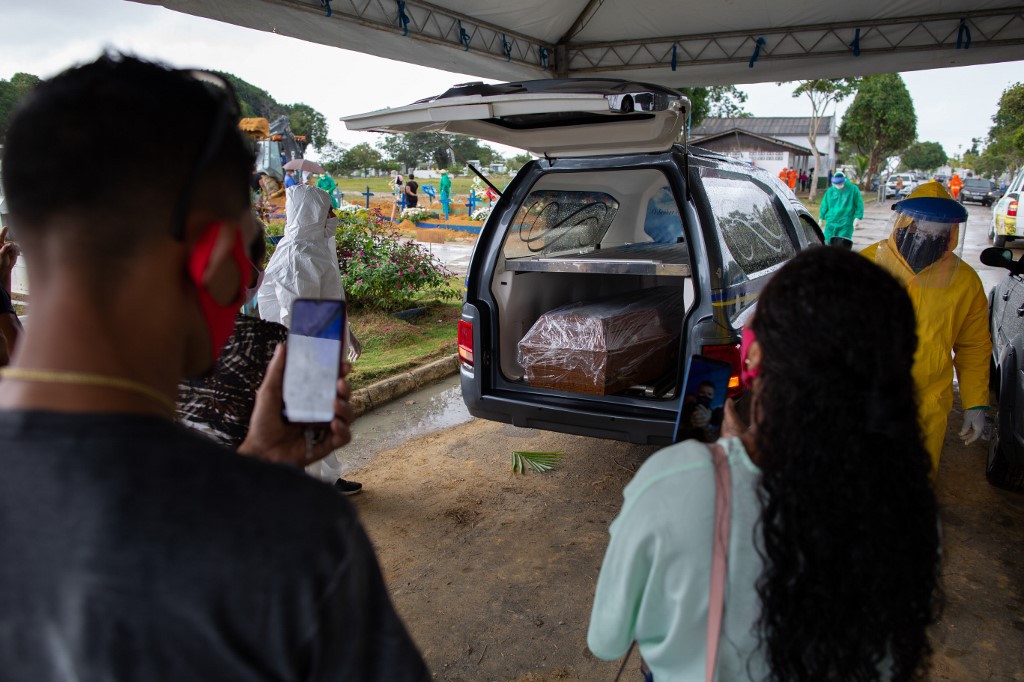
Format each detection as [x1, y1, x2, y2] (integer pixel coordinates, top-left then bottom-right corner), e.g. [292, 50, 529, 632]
[132, 0, 1023, 87]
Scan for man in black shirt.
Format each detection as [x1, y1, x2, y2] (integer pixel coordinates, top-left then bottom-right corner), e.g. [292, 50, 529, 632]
[404, 173, 419, 208]
[0, 54, 428, 680]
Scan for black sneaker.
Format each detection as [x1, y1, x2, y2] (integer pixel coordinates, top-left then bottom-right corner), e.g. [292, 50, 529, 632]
[334, 478, 363, 496]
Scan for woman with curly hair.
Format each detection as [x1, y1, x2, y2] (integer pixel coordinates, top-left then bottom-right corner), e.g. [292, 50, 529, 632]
[588, 247, 941, 681]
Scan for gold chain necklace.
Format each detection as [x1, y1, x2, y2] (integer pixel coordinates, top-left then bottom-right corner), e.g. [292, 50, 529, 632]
[0, 367, 177, 415]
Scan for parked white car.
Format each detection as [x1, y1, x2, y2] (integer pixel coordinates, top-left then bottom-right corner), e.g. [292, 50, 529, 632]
[885, 173, 918, 199]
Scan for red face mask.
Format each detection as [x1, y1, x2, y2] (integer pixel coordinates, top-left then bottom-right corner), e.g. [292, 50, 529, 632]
[188, 223, 248, 362]
[740, 326, 760, 389]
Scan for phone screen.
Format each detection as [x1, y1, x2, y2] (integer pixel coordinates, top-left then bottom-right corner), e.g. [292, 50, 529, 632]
[673, 354, 734, 444]
[283, 299, 346, 425]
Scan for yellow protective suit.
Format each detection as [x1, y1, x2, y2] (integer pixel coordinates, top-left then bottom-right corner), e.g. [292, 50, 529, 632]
[861, 239, 990, 469]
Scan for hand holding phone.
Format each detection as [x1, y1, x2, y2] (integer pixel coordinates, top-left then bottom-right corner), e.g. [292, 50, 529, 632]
[238, 343, 355, 466]
[282, 299, 346, 425]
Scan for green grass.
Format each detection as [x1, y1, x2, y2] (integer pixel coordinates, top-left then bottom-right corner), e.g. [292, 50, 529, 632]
[347, 298, 462, 390]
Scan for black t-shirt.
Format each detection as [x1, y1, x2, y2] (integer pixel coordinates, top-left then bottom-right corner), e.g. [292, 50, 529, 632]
[0, 410, 429, 681]
[405, 180, 419, 207]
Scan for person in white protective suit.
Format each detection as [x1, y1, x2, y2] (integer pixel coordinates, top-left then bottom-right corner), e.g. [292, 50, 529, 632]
[259, 184, 363, 495]
[258, 184, 360, 360]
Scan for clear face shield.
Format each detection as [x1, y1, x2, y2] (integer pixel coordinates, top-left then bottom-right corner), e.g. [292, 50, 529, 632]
[875, 198, 967, 288]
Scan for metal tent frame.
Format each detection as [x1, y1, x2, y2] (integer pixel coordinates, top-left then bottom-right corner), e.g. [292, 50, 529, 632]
[132, 0, 1024, 86]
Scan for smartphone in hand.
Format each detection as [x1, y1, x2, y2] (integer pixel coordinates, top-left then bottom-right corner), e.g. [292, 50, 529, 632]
[282, 298, 346, 426]
[673, 354, 733, 444]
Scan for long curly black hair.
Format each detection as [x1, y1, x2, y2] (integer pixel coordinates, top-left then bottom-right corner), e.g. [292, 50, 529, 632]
[750, 247, 941, 681]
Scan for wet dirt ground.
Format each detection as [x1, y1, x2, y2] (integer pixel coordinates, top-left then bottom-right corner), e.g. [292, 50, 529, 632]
[340, 381, 1024, 681]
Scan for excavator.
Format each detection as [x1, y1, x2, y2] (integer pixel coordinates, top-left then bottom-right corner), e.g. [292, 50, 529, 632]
[239, 116, 307, 220]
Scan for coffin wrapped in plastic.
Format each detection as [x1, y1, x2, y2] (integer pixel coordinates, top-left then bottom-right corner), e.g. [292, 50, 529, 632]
[517, 286, 683, 395]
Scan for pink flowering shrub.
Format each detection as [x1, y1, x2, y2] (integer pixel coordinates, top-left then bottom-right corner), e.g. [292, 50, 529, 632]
[335, 209, 458, 311]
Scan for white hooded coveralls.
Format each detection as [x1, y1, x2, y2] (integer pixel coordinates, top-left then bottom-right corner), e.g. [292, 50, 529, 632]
[258, 185, 343, 328]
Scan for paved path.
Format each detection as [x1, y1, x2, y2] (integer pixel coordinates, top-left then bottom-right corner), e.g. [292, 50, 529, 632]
[415, 240, 473, 277]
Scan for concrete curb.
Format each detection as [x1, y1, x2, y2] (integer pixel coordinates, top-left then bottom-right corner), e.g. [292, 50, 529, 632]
[350, 354, 460, 417]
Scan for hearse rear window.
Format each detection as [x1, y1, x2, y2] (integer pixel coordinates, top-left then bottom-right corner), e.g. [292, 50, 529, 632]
[502, 190, 620, 260]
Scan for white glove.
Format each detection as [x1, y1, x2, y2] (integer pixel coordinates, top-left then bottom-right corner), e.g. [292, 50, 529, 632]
[959, 409, 987, 445]
[853, 218, 861, 229]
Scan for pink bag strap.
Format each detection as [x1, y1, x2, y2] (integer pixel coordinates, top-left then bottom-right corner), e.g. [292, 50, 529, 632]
[706, 442, 731, 682]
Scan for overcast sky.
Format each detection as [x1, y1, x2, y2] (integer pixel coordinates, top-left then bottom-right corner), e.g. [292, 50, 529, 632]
[2, 0, 1022, 160]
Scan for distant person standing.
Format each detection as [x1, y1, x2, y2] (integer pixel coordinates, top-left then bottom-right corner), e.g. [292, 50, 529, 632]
[439, 168, 452, 203]
[404, 173, 419, 209]
[818, 171, 864, 249]
[778, 167, 788, 184]
[317, 172, 339, 208]
[787, 168, 798, 191]
[949, 172, 963, 200]
[799, 170, 809, 192]
[284, 168, 298, 189]
[439, 168, 452, 219]
[394, 171, 404, 197]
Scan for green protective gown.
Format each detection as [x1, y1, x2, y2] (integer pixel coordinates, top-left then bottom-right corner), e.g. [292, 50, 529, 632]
[818, 183, 865, 242]
[439, 173, 452, 199]
[316, 174, 339, 208]
[861, 240, 991, 470]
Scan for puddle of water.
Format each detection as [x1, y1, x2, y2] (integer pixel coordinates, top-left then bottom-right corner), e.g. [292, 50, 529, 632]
[351, 376, 471, 450]
[309, 376, 472, 480]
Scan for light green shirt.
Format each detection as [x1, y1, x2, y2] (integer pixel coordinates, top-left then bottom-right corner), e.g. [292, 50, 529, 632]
[588, 437, 768, 681]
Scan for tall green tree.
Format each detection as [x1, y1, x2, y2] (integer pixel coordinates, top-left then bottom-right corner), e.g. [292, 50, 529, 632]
[379, 133, 433, 171]
[0, 72, 41, 142]
[679, 85, 750, 130]
[320, 142, 386, 176]
[318, 142, 348, 176]
[838, 74, 917, 185]
[899, 141, 947, 174]
[283, 103, 329, 151]
[979, 82, 1024, 175]
[991, 82, 1024, 150]
[379, 132, 499, 171]
[506, 152, 534, 172]
[446, 135, 500, 168]
[789, 78, 859, 201]
[342, 143, 384, 175]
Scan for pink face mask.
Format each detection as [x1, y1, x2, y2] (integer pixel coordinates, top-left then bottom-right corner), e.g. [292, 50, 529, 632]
[188, 223, 248, 363]
[740, 326, 760, 389]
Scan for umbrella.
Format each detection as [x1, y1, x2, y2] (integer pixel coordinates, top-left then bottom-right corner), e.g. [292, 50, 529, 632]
[283, 159, 326, 175]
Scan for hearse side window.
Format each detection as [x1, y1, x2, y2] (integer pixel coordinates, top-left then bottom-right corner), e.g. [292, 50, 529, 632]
[701, 172, 796, 275]
[502, 190, 620, 260]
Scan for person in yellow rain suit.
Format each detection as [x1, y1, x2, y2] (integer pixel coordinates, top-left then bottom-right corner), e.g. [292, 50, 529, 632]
[861, 181, 990, 471]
